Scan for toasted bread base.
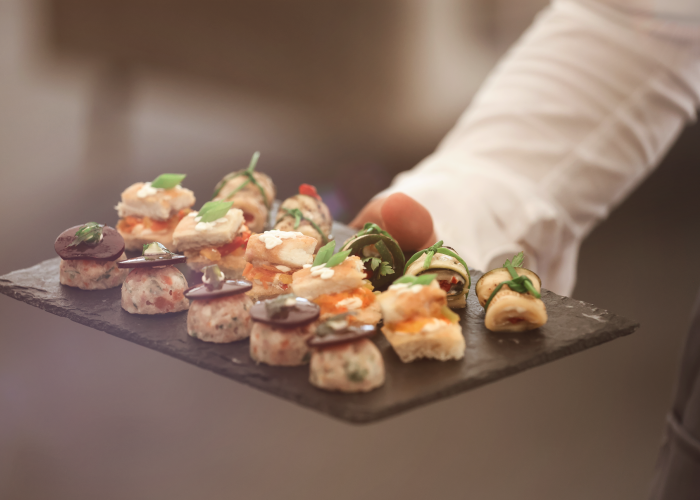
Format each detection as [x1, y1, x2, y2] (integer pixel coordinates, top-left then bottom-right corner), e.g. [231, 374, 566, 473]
[382, 321, 465, 363]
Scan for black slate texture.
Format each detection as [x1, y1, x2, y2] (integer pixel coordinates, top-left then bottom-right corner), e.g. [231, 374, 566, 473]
[0, 222, 638, 423]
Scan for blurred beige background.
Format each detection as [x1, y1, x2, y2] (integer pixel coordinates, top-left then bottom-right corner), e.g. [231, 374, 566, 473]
[2, 1, 700, 499]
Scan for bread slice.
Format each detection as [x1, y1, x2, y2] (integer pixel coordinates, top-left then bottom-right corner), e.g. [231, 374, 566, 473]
[173, 208, 244, 251]
[292, 255, 366, 300]
[116, 182, 195, 221]
[245, 231, 316, 268]
[376, 280, 446, 324]
[382, 320, 465, 363]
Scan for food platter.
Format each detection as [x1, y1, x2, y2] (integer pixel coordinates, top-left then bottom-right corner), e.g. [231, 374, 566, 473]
[0, 220, 638, 423]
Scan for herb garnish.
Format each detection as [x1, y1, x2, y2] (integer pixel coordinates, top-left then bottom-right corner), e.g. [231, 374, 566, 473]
[142, 241, 173, 257]
[210, 151, 270, 208]
[264, 293, 297, 319]
[69, 222, 104, 247]
[202, 264, 225, 289]
[363, 257, 395, 277]
[404, 240, 468, 273]
[151, 173, 186, 189]
[197, 201, 233, 223]
[312, 241, 351, 268]
[483, 252, 541, 311]
[275, 207, 329, 244]
[393, 273, 437, 287]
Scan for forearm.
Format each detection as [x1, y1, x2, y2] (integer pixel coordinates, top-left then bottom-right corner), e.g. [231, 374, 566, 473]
[379, 0, 700, 295]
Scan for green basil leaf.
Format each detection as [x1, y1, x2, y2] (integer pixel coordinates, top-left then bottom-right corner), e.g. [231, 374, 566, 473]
[197, 201, 233, 223]
[313, 241, 336, 266]
[151, 173, 186, 189]
[326, 249, 351, 268]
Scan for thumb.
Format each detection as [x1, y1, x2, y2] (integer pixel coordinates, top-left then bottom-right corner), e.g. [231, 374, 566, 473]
[380, 193, 436, 251]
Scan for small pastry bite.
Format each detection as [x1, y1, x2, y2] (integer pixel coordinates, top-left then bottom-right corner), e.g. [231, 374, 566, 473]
[377, 274, 464, 363]
[249, 294, 320, 366]
[173, 201, 251, 279]
[185, 265, 254, 343]
[307, 314, 384, 393]
[274, 184, 332, 251]
[211, 151, 276, 233]
[475, 252, 547, 332]
[54, 222, 128, 290]
[116, 173, 195, 251]
[117, 242, 190, 315]
[242, 230, 317, 301]
[292, 241, 381, 325]
[404, 240, 470, 309]
[340, 222, 404, 290]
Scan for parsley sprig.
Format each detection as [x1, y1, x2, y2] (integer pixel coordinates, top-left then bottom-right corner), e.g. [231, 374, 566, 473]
[276, 207, 329, 244]
[69, 222, 104, 247]
[483, 252, 541, 310]
[340, 223, 404, 288]
[210, 152, 270, 208]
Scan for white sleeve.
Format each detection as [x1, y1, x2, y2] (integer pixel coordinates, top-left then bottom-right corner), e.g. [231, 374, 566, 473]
[378, 0, 700, 296]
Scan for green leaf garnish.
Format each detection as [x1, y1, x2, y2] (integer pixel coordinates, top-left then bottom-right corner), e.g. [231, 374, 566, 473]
[275, 207, 329, 244]
[483, 252, 540, 310]
[326, 250, 351, 268]
[202, 265, 225, 289]
[510, 251, 525, 268]
[378, 261, 395, 276]
[264, 293, 297, 319]
[197, 201, 233, 223]
[142, 241, 173, 257]
[394, 273, 437, 287]
[313, 241, 336, 266]
[151, 173, 186, 189]
[69, 222, 104, 247]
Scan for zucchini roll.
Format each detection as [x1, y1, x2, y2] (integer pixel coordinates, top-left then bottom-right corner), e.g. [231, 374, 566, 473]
[404, 241, 470, 309]
[340, 223, 404, 290]
[274, 184, 332, 251]
[211, 152, 276, 233]
[474, 252, 547, 332]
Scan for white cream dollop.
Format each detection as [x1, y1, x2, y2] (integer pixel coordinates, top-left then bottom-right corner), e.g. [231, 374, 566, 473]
[303, 264, 312, 269]
[136, 182, 160, 198]
[276, 265, 291, 272]
[258, 230, 304, 249]
[310, 264, 335, 280]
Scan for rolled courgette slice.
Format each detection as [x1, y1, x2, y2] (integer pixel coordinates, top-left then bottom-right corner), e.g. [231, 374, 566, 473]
[404, 242, 470, 309]
[340, 223, 405, 290]
[474, 267, 541, 308]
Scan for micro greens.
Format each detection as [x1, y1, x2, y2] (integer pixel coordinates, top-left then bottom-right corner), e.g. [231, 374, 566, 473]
[69, 222, 104, 247]
[393, 273, 437, 287]
[264, 293, 297, 319]
[197, 201, 233, 223]
[142, 241, 173, 257]
[150, 173, 186, 189]
[276, 207, 329, 244]
[483, 252, 541, 311]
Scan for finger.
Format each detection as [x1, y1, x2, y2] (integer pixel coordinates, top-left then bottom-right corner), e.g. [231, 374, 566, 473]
[380, 193, 437, 251]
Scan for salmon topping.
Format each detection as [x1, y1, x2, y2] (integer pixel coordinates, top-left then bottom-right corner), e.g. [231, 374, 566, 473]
[117, 208, 190, 234]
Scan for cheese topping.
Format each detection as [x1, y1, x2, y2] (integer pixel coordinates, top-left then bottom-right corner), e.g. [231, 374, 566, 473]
[276, 265, 291, 272]
[258, 230, 304, 249]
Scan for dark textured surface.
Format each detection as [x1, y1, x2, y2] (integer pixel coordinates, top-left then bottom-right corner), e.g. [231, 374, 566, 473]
[0, 222, 638, 423]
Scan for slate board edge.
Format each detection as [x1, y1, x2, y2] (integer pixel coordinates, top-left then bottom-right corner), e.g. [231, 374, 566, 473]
[0, 259, 640, 425]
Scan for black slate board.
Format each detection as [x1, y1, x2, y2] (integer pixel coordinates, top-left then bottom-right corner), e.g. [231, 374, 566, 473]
[0, 222, 638, 423]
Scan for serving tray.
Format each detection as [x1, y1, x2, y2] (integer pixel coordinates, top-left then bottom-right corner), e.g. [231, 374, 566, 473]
[0, 222, 638, 423]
